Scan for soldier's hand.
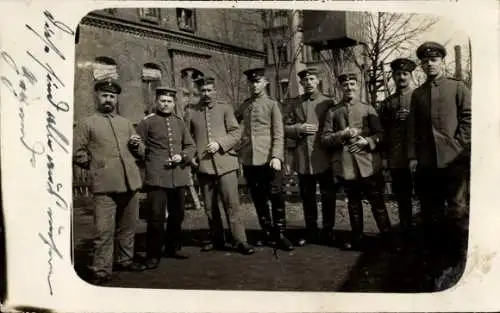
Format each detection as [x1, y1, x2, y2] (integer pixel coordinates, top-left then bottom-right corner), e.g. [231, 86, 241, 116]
[269, 158, 282, 171]
[396, 109, 410, 120]
[205, 141, 220, 154]
[409, 159, 418, 173]
[348, 127, 362, 138]
[348, 137, 369, 153]
[382, 159, 388, 168]
[191, 157, 199, 167]
[170, 154, 182, 163]
[299, 123, 318, 135]
[341, 127, 355, 139]
[129, 134, 142, 147]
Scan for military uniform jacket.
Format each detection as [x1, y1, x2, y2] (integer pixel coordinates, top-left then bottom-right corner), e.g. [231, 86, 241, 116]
[409, 76, 471, 168]
[136, 113, 196, 188]
[321, 99, 384, 180]
[235, 94, 284, 166]
[184, 100, 241, 176]
[284, 92, 335, 175]
[73, 112, 143, 193]
[379, 88, 414, 169]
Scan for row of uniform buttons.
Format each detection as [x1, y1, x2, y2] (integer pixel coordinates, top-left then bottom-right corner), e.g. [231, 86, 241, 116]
[205, 109, 212, 141]
[165, 117, 174, 157]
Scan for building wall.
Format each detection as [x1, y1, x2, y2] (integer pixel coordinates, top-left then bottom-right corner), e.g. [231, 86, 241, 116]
[74, 8, 264, 125]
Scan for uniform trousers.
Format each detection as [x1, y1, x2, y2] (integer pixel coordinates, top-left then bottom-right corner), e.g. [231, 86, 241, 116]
[390, 168, 414, 233]
[243, 165, 287, 235]
[197, 170, 248, 245]
[298, 169, 337, 234]
[145, 186, 185, 259]
[90, 191, 139, 277]
[338, 172, 392, 237]
[415, 156, 470, 262]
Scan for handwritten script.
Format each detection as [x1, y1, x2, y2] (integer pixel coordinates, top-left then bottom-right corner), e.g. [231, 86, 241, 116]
[1, 10, 74, 295]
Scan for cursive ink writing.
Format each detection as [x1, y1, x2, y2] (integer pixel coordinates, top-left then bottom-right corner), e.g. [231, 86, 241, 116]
[0, 52, 45, 167]
[46, 111, 69, 153]
[38, 206, 63, 296]
[47, 73, 69, 112]
[47, 155, 68, 211]
[43, 10, 75, 36]
[25, 10, 74, 61]
[15, 9, 75, 296]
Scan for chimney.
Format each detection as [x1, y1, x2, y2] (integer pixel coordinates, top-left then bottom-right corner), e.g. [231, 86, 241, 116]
[454, 45, 463, 80]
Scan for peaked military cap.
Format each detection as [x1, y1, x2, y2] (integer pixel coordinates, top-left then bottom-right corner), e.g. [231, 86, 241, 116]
[298, 67, 321, 79]
[155, 86, 177, 97]
[416, 41, 447, 60]
[194, 76, 215, 87]
[94, 80, 121, 94]
[337, 72, 359, 83]
[390, 58, 417, 72]
[243, 67, 266, 82]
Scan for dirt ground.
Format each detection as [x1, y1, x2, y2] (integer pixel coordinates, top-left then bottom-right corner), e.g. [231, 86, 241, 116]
[72, 195, 464, 292]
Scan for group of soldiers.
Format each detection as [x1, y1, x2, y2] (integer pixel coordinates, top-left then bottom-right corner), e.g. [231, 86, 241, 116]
[73, 41, 471, 286]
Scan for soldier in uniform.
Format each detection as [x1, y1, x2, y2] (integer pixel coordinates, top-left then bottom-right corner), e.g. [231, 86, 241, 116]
[184, 77, 255, 255]
[409, 42, 471, 272]
[134, 87, 196, 269]
[379, 58, 417, 240]
[73, 80, 146, 285]
[236, 67, 294, 251]
[283, 67, 338, 246]
[321, 72, 393, 250]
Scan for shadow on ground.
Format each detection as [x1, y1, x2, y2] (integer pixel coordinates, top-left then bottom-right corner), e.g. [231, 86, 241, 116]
[72, 196, 466, 292]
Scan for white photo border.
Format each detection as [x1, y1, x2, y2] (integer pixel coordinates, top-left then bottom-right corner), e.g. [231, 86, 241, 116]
[1, 1, 499, 312]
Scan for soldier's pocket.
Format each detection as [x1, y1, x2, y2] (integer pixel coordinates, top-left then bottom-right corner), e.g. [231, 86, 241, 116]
[435, 130, 464, 165]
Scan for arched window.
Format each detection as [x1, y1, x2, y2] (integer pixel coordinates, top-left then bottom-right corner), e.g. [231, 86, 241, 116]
[93, 56, 118, 81]
[178, 68, 204, 114]
[180, 67, 204, 96]
[142, 63, 163, 115]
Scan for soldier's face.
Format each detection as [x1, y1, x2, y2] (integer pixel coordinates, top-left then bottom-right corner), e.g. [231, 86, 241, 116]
[156, 95, 175, 114]
[421, 56, 444, 77]
[97, 91, 118, 113]
[393, 70, 412, 89]
[248, 78, 268, 95]
[199, 84, 216, 102]
[300, 75, 320, 93]
[341, 79, 358, 100]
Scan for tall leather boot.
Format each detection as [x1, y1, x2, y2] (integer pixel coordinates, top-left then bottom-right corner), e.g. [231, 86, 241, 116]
[273, 206, 294, 251]
[370, 192, 399, 249]
[344, 199, 364, 250]
[255, 206, 275, 247]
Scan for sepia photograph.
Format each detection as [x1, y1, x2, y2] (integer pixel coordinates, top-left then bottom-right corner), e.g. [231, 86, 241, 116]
[3, 0, 499, 312]
[71, 6, 472, 292]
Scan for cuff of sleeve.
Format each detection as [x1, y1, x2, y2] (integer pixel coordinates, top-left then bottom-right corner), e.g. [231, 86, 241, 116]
[215, 140, 227, 153]
[181, 152, 190, 164]
[366, 137, 377, 150]
[271, 155, 283, 163]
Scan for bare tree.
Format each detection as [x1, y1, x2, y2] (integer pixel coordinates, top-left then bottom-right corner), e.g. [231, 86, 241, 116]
[237, 9, 304, 102]
[363, 12, 439, 106]
[319, 45, 369, 102]
[209, 10, 259, 110]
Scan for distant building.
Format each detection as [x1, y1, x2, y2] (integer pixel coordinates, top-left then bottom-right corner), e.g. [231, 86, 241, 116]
[262, 10, 368, 102]
[74, 8, 265, 124]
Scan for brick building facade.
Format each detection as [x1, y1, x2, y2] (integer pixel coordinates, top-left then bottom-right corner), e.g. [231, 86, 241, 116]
[74, 8, 264, 125]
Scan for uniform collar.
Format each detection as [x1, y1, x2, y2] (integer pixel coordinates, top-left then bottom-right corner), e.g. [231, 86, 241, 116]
[199, 99, 214, 109]
[156, 111, 173, 117]
[99, 111, 116, 118]
[427, 74, 445, 86]
[341, 98, 360, 107]
[303, 90, 320, 100]
[251, 93, 267, 101]
[396, 86, 414, 95]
